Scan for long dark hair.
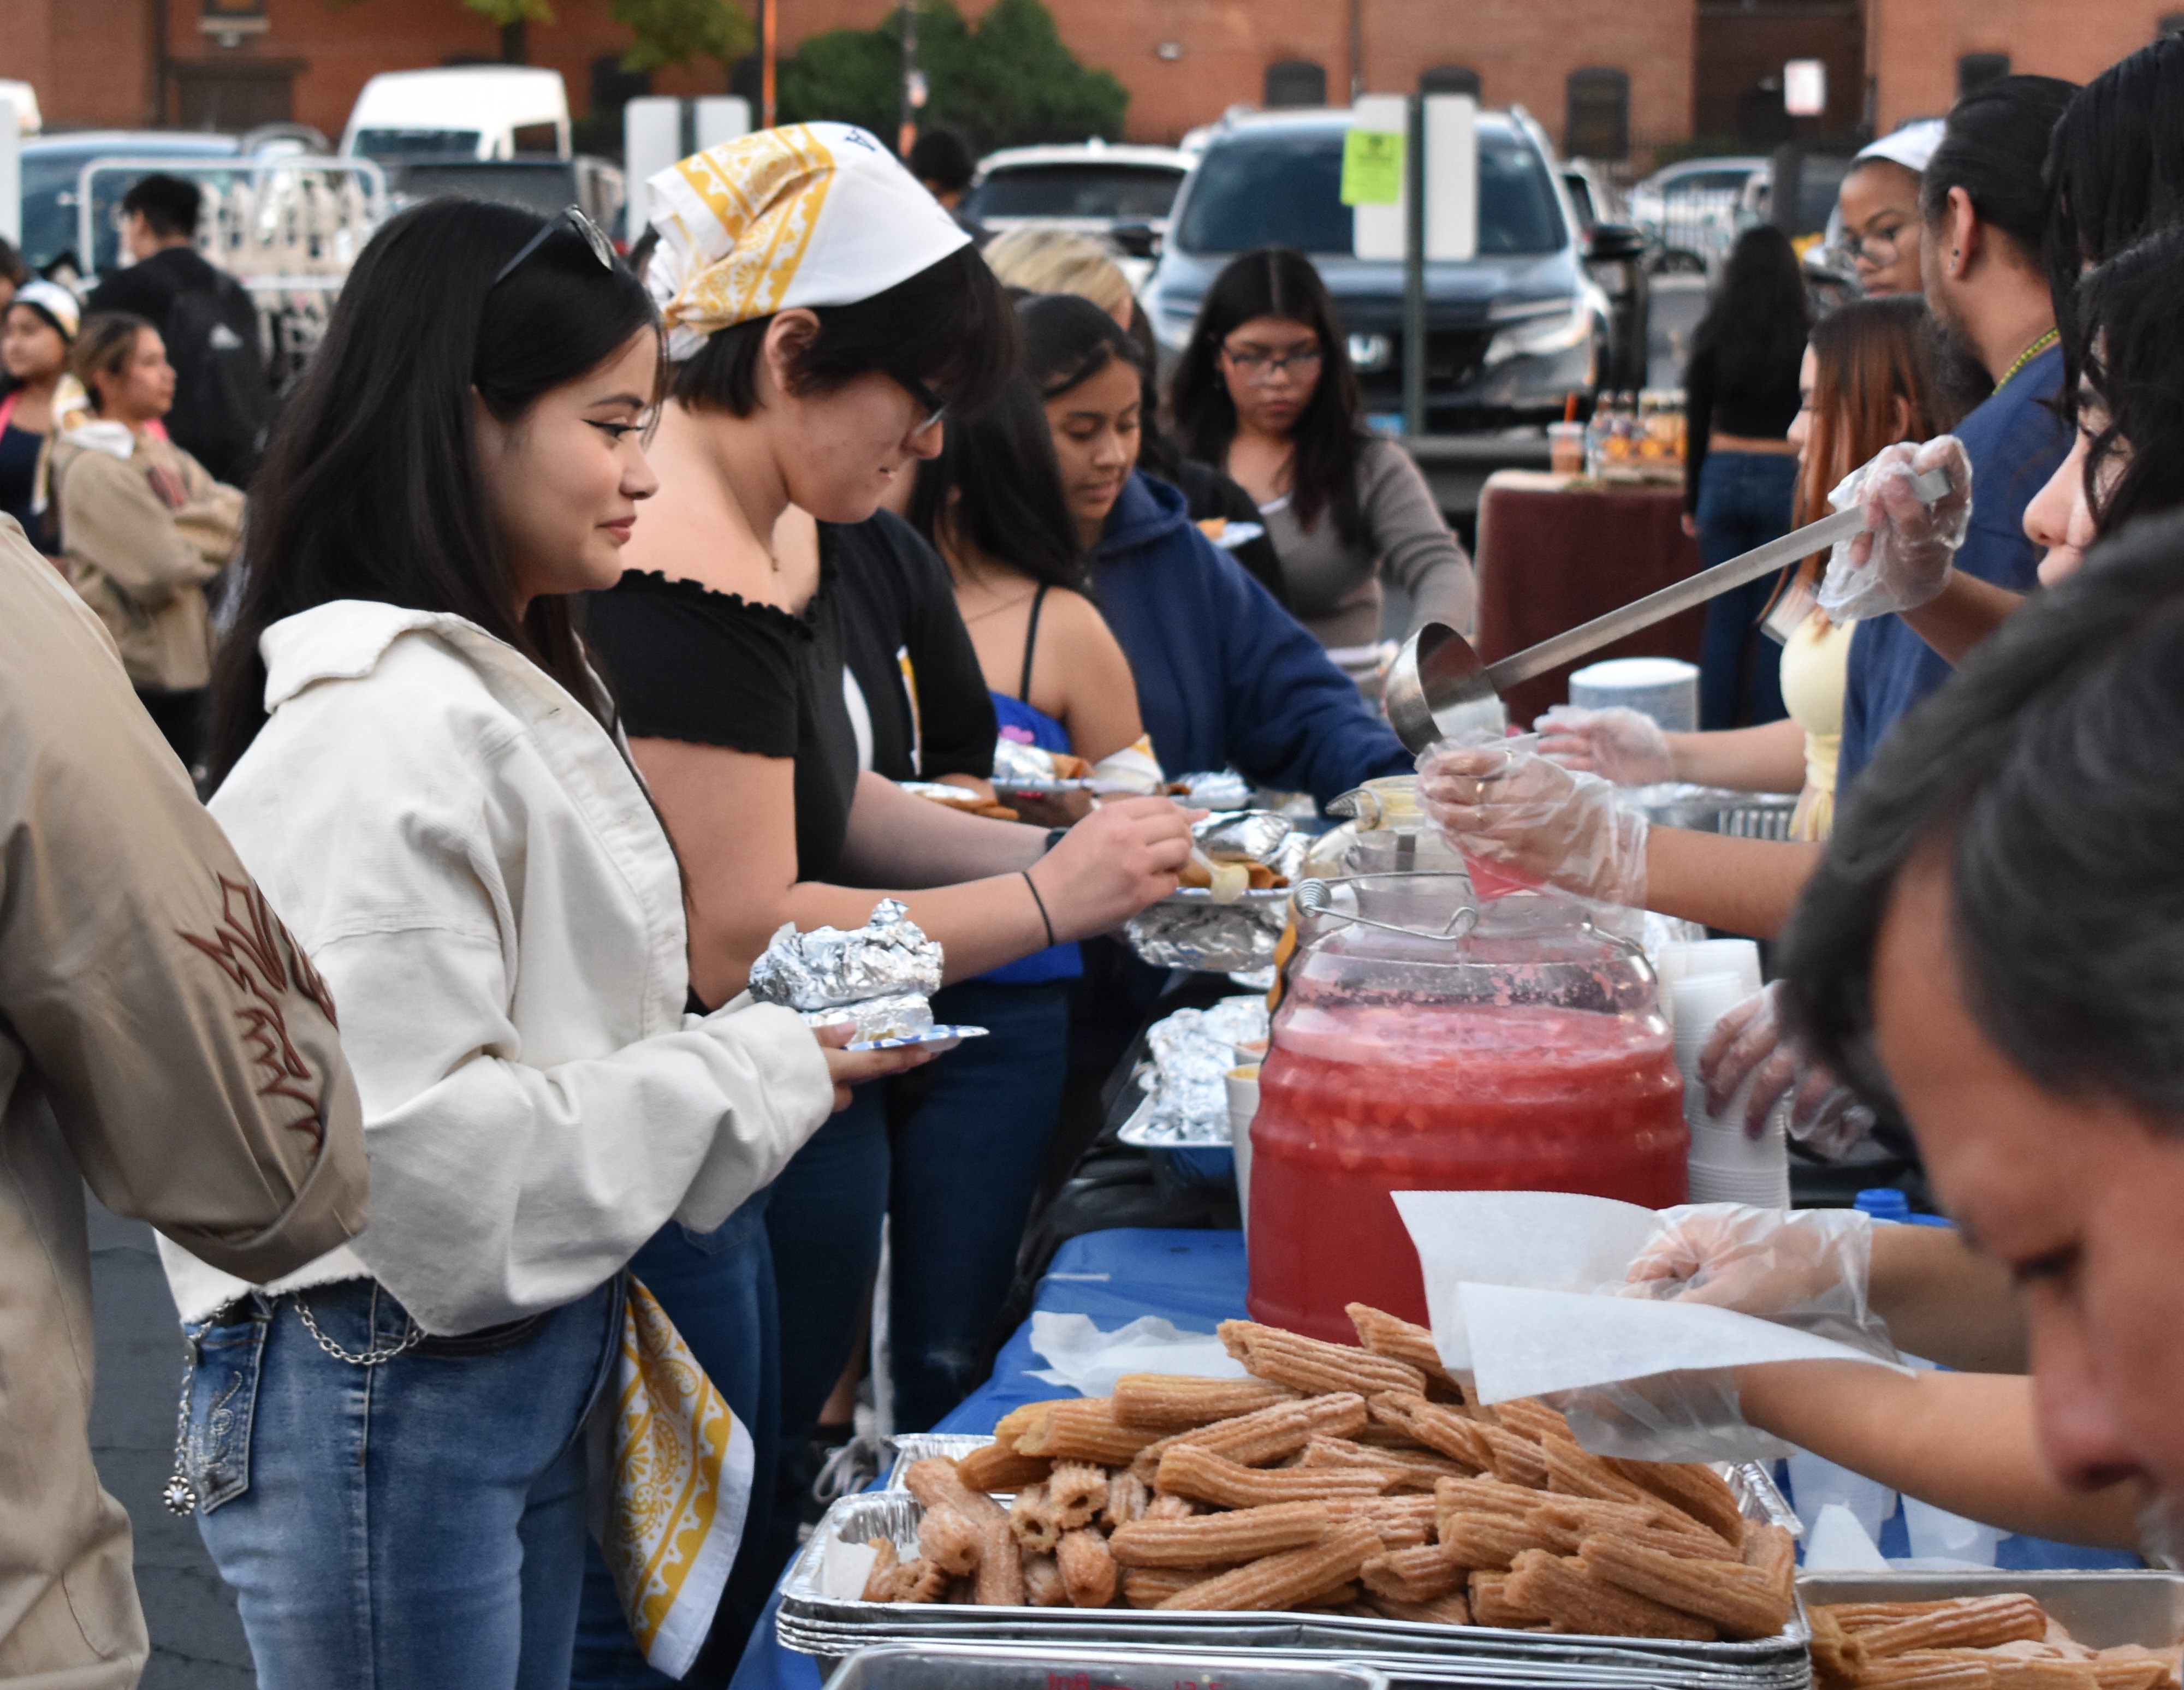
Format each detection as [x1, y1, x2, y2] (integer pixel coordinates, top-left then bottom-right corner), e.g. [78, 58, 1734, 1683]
[1168, 247, 1366, 543]
[1689, 226, 1811, 396]
[1016, 289, 1148, 401]
[907, 372, 1089, 594]
[210, 198, 659, 786]
[671, 243, 1016, 420]
[1919, 74, 2079, 261]
[2070, 225, 2184, 538]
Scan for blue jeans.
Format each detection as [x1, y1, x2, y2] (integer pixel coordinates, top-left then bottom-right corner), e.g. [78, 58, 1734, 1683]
[187, 1277, 618, 1690]
[888, 979, 1071, 1431]
[1694, 449, 1799, 729]
[572, 1199, 780, 1687]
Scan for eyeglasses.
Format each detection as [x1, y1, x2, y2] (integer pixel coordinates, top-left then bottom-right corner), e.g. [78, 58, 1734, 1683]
[894, 371, 947, 435]
[491, 205, 617, 289]
[1220, 342, 1324, 383]
[1830, 223, 1907, 269]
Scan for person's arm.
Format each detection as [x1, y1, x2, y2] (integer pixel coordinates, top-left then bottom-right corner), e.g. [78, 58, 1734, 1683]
[1363, 443, 1477, 637]
[633, 742, 1190, 1002]
[1641, 828, 1822, 939]
[57, 449, 219, 607]
[0, 535, 365, 1282]
[1897, 571, 2025, 666]
[1682, 348, 1715, 519]
[1735, 1362, 2139, 1548]
[1869, 1223, 2028, 1374]
[168, 448, 246, 569]
[1659, 717, 1808, 793]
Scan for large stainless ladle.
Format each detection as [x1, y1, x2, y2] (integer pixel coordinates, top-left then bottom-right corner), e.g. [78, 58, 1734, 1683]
[1383, 467, 1952, 754]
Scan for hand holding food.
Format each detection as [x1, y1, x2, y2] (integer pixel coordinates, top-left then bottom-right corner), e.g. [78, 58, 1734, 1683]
[1031, 796, 1198, 939]
[812, 1021, 936, 1110]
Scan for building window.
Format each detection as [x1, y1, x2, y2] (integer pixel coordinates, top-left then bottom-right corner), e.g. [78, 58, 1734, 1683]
[1421, 64, 1481, 99]
[1565, 67, 1629, 160]
[1265, 59, 1327, 109]
[1957, 53, 2010, 97]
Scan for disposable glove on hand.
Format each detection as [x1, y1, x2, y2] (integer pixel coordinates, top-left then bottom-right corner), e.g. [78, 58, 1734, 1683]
[1417, 741, 1649, 906]
[1533, 705, 1675, 787]
[1699, 981, 1876, 1157]
[1817, 436, 1974, 621]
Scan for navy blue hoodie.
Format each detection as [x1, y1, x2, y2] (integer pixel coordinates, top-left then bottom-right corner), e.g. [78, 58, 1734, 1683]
[1091, 472, 1413, 806]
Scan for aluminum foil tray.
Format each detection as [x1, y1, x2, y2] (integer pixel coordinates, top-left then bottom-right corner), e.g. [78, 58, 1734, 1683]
[1796, 1572, 2181, 1651]
[779, 1469, 1811, 1688]
[881, 1433, 996, 1493]
[1125, 888, 1291, 973]
[820, 1641, 1391, 1690]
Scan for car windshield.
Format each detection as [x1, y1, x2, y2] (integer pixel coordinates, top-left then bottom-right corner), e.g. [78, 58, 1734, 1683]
[965, 164, 1184, 222]
[353, 128, 484, 160]
[20, 151, 236, 273]
[1665, 168, 1753, 195]
[391, 162, 578, 215]
[1173, 130, 1564, 257]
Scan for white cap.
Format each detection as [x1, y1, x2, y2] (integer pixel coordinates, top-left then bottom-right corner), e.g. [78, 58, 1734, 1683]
[13, 278, 79, 340]
[645, 122, 972, 361]
[1855, 118, 1945, 177]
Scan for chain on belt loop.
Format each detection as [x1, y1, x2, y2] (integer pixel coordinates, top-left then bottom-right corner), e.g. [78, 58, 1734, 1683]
[292, 1288, 425, 1368]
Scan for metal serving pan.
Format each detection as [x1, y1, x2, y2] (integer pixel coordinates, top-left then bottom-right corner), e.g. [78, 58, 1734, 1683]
[1796, 1570, 2182, 1651]
[820, 1640, 1391, 1690]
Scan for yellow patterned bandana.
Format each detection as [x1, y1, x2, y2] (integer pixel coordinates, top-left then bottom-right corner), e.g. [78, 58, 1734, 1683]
[602, 1280, 755, 1677]
[646, 122, 972, 359]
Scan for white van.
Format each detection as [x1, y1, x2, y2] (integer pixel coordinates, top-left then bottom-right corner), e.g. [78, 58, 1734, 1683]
[341, 66, 569, 163]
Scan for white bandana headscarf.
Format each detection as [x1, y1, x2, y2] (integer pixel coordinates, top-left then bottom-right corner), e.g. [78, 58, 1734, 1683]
[645, 122, 972, 360]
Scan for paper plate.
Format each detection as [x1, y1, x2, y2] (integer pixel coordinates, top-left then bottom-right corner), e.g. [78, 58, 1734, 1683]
[847, 1025, 990, 1051]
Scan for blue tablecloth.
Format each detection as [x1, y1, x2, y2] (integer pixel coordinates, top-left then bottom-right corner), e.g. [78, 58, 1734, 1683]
[728, 1224, 2132, 1690]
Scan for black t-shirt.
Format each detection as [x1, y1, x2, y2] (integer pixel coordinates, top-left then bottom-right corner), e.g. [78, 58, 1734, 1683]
[830, 510, 995, 785]
[583, 552, 860, 883]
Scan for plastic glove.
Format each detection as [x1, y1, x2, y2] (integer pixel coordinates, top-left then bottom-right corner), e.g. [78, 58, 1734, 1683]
[1533, 705, 1675, 787]
[1700, 981, 1876, 1157]
[1622, 1203, 1887, 1355]
[1816, 436, 1974, 621]
[1546, 1370, 1792, 1465]
[1417, 741, 1649, 906]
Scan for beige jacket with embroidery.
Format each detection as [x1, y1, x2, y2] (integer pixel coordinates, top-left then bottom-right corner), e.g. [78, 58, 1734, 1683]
[0, 521, 367, 1685]
[51, 425, 244, 692]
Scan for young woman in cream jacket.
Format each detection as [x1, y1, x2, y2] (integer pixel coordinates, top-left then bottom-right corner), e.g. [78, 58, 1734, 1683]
[164, 198, 930, 1688]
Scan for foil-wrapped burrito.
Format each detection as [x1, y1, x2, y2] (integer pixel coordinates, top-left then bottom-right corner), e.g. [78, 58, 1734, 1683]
[1124, 893, 1289, 973]
[1193, 809, 1291, 865]
[747, 900, 944, 1039]
[1173, 769, 1253, 811]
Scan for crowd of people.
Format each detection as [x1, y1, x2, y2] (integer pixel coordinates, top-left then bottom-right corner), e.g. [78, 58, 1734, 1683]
[10, 26, 2184, 1690]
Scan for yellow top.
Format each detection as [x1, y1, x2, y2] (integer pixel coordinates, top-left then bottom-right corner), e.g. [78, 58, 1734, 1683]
[1779, 609, 1855, 841]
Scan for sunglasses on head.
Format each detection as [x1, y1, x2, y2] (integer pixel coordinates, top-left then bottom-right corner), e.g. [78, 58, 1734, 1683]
[491, 205, 616, 289]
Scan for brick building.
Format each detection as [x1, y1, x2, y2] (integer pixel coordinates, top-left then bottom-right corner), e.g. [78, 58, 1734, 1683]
[3, 0, 2181, 166]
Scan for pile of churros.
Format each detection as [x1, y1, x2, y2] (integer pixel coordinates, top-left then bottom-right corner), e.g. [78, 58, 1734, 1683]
[1810, 1597, 2182, 1690]
[851, 1303, 1797, 1639]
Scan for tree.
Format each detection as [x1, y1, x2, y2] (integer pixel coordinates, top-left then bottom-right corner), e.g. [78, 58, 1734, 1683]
[339, 0, 753, 79]
[779, 0, 1127, 154]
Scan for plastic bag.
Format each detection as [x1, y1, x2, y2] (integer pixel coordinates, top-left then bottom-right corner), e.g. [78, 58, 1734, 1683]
[1417, 741, 1649, 906]
[1816, 436, 1974, 622]
[1702, 981, 1876, 1157]
[1533, 705, 1675, 787]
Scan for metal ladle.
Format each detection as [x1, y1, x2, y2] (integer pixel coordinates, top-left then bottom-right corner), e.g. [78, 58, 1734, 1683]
[1382, 466, 1954, 754]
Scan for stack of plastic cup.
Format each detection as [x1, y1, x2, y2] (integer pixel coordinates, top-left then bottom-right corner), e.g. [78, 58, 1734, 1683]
[1226, 1064, 1260, 1241]
[1654, 937, 1762, 1031]
[1672, 969, 1790, 1206]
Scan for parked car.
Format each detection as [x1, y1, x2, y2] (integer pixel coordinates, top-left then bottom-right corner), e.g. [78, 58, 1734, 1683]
[341, 66, 570, 164]
[19, 131, 241, 276]
[1562, 163, 1649, 391]
[1626, 155, 1767, 273]
[959, 139, 1191, 282]
[1141, 108, 1619, 433]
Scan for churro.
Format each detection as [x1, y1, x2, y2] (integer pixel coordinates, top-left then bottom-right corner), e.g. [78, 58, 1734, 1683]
[1529, 1497, 1724, 1558]
[1008, 1482, 1059, 1553]
[953, 1441, 1054, 1494]
[1494, 1400, 1575, 1444]
[1360, 1541, 1469, 1603]
[1155, 1442, 1398, 1508]
[1861, 1598, 2051, 1659]
[1481, 1425, 1551, 1487]
[1827, 1604, 1960, 1633]
[1179, 1391, 1371, 1466]
[1123, 1566, 1233, 1608]
[975, 1516, 1026, 1606]
[1113, 1373, 1300, 1430]
[1345, 1303, 1467, 1400]
[1852, 1654, 1999, 1690]
[1047, 1461, 1107, 1530]
[887, 1557, 951, 1604]
[1437, 1508, 1563, 1569]
[1741, 1520, 1797, 1610]
[1102, 1470, 1149, 1530]
[1324, 1493, 1439, 1546]
[1158, 1520, 1384, 1612]
[1433, 1474, 1545, 1525]
[1012, 1397, 1167, 1466]
[2092, 1649, 2180, 1690]
[1505, 1549, 1719, 1642]
[1577, 1533, 1791, 1639]
[1021, 1550, 1068, 1608]
[1299, 1435, 1468, 1489]
[990, 1401, 1047, 1451]
[1372, 1591, 1474, 1625]
[1142, 1493, 1200, 1521]
[1372, 1391, 1495, 1471]
[905, 1456, 1008, 1524]
[1108, 1501, 1331, 1567]
[1219, 1319, 1428, 1399]
[1470, 1570, 1548, 1628]
[1989, 1661, 2100, 1690]
[1057, 1527, 1118, 1608]
[917, 1506, 983, 1575]
[1609, 1454, 1748, 1545]
[1809, 1604, 1869, 1686]
[1541, 1433, 1675, 1512]
[859, 1537, 901, 1603]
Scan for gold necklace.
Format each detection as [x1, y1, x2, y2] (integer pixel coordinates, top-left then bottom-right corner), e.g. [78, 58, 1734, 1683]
[1993, 327, 2059, 392]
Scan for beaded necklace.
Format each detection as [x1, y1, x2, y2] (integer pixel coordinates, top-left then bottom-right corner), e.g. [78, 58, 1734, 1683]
[1993, 326, 2060, 393]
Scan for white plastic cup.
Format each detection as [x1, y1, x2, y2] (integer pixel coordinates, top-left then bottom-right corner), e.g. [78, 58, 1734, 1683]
[1226, 1065, 1260, 1240]
[1672, 971, 1750, 1075]
[1901, 1493, 2004, 1565]
[1679, 938, 1762, 997]
[1788, 1450, 1896, 1543]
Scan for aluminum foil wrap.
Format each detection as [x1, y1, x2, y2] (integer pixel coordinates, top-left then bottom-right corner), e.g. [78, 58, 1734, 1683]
[798, 992, 934, 1043]
[1194, 809, 1291, 865]
[1124, 889, 1289, 972]
[992, 736, 1058, 786]
[1142, 995, 1270, 1140]
[1174, 769, 1253, 810]
[747, 900, 943, 1023]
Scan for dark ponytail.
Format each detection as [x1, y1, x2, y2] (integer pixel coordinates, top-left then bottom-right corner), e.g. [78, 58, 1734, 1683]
[1918, 74, 2079, 261]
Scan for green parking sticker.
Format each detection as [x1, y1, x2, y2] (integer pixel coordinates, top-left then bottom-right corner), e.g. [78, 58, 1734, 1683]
[1340, 128, 1404, 205]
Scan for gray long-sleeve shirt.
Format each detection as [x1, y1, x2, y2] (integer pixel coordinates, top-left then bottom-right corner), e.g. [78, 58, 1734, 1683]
[1259, 437, 1476, 649]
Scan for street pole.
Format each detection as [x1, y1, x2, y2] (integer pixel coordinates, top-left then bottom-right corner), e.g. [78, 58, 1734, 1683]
[1402, 94, 1427, 438]
[898, 1, 920, 157]
[762, 0, 778, 129]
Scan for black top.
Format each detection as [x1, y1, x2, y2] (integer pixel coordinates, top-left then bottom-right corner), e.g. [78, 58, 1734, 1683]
[1682, 343, 1805, 514]
[0, 421, 49, 551]
[1151, 460, 1291, 608]
[830, 510, 996, 786]
[583, 549, 859, 883]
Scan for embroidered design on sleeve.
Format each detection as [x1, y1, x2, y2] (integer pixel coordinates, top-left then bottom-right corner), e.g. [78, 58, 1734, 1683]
[177, 874, 339, 1147]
